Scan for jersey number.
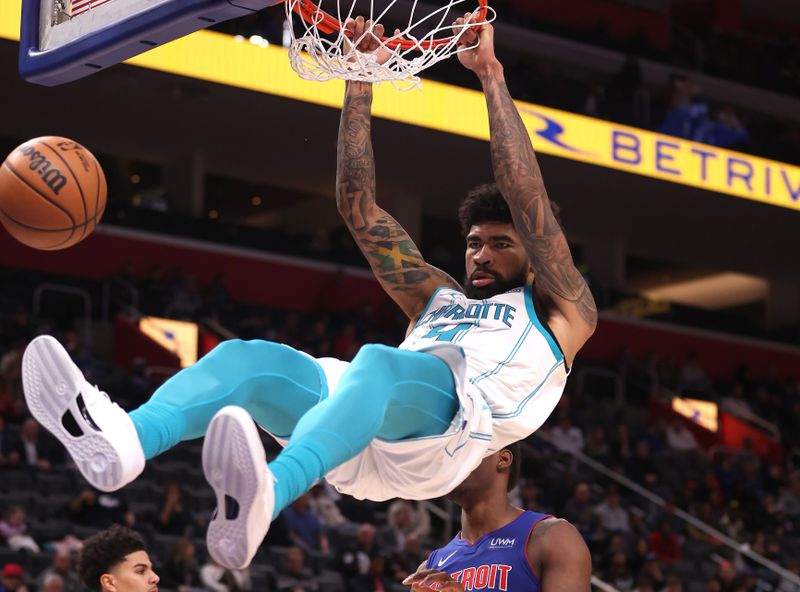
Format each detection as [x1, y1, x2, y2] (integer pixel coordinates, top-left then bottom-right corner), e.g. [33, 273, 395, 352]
[422, 322, 472, 342]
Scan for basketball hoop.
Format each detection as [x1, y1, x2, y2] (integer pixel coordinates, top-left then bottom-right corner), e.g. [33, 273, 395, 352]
[282, 0, 495, 90]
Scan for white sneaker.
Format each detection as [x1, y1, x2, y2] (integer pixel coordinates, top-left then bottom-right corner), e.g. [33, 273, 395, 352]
[21, 335, 145, 492]
[203, 406, 274, 570]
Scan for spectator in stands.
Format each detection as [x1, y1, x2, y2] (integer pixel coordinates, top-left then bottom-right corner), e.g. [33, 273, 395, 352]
[678, 352, 712, 395]
[638, 553, 665, 590]
[37, 551, 82, 592]
[0, 563, 28, 592]
[0, 344, 24, 414]
[62, 331, 96, 379]
[124, 358, 151, 409]
[276, 546, 318, 592]
[337, 523, 379, 580]
[404, 501, 431, 542]
[518, 479, 546, 513]
[391, 533, 425, 582]
[721, 383, 753, 418]
[0, 417, 20, 467]
[332, 323, 360, 361]
[626, 440, 661, 488]
[561, 482, 595, 538]
[0, 505, 39, 553]
[641, 421, 668, 457]
[602, 534, 629, 568]
[777, 560, 800, 592]
[685, 503, 723, 553]
[378, 500, 415, 553]
[301, 320, 332, 359]
[351, 554, 392, 592]
[281, 493, 328, 553]
[594, 488, 630, 533]
[663, 574, 684, 592]
[612, 423, 633, 462]
[658, 76, 749, 149]
[153, 482, 194, 536]
[604, 55, 646, 127]
[379, 500, 430, 552]
[12, 417, 62, 471]
[199, 558, 251, 592]
[776, 472, 800, 517]
[658, 74, 702, 134]
[584, 426, 610, 463]
[166, 270, 202, 320]
[141, 265, 170, 315]
[160, 538, 202, 591]
[68, 488, 134, 529]
[550, 415, 585, 455]
[666, 420, 699, 454]
[658, 358, 678, 392]
[204, 273, 231, 318]
[1, 308, 35, 351]
[238, 312, 273, 341]
[665, 419, 705, 479]
[715, 560, 741, 592]
[603, 552, 634, 591]
[308, 483, 346, 527]
[40, 574, 63, 592]
[648, 519, 681, 565]
[277, 313, 301, 348]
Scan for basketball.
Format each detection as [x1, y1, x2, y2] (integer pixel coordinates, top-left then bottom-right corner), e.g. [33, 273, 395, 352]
[0, 136, 107, 250]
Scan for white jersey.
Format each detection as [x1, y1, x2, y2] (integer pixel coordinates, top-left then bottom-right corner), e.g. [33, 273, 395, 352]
[400, 285, 568, 450]
[264, 284, 568, 502]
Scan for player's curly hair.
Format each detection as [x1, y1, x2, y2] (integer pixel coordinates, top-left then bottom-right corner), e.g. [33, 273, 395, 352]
[506, 441, 522, 492]
[458, 183, 562, 237]
[78, 525, 147, 592]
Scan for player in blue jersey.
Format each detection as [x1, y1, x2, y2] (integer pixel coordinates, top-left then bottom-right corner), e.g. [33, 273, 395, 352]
[403, 443, 591, 592]
[21, 15, 596, 572]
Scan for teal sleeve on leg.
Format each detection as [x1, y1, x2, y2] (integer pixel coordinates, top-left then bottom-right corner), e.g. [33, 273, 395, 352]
[269, 344, 457, 516]
[129, 340, 325, 459]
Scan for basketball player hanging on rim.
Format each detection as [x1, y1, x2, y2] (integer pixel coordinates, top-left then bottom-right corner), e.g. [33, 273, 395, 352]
[21, 14, 596, 571]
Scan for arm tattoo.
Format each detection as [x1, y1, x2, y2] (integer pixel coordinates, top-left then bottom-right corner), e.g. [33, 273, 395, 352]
[335, 83, 458, 305]
[480, 72, 598, 327]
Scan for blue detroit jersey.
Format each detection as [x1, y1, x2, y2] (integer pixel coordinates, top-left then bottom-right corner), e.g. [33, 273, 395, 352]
[426, 510, 550, 591]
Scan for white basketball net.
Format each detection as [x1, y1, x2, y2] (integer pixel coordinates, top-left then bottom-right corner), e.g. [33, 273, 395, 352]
[285, 0, 496, 90]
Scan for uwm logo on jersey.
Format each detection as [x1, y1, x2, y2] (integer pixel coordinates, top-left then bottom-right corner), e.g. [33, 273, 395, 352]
[447, 564, 513, 591]
[489, 537, 516, 549]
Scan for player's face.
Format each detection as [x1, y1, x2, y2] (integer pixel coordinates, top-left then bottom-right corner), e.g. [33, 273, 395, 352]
[105, 552, 159, 592]
[464, 222, 530, 299]
[447, 450, 504, 504]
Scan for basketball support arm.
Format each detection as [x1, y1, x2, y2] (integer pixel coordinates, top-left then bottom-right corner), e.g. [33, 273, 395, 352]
[20, 0, 283, 86]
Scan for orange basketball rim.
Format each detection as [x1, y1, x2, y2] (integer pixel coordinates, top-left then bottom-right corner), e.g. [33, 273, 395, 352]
[284, 0, 491, 50]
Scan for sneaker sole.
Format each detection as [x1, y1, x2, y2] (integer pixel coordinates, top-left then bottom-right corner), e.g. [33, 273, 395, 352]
[203, 406, 272, 570]
[22, 335, 125, 491]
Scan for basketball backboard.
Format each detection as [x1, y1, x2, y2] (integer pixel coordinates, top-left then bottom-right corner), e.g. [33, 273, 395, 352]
[19, 0, 282, 86]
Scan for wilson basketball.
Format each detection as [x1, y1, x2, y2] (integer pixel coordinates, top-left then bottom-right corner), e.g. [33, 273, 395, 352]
[0, 136, 107, 250]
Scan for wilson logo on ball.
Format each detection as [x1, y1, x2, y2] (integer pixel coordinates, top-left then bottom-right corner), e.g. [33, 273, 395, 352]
[0, 135, 107, 251]
[19, 145, 68, 195]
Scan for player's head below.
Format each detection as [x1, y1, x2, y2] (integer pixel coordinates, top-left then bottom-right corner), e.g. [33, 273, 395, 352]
[78, 525, 158, 592]
[447, 441, 522, 508]
[459, 184, 561, 299]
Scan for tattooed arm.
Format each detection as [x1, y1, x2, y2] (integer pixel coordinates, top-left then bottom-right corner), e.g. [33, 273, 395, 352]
[456, 18, 597, 365]
[336, 78, 460, 322]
